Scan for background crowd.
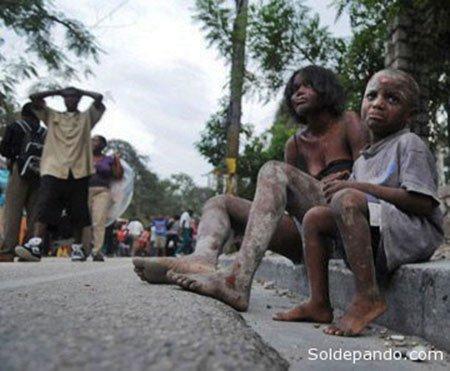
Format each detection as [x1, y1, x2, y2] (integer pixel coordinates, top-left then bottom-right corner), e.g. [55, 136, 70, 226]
[0, 87, 200, 262]
[107, 210, 198, 258]
[0, 87, 199, 263]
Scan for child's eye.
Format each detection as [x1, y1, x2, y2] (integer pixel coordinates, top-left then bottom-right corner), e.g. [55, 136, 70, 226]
[366, 92, 376, 100]
[387, 95, 399, 104]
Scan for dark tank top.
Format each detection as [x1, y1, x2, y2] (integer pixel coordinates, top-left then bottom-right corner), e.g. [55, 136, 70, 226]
[293, 134, 353, 180]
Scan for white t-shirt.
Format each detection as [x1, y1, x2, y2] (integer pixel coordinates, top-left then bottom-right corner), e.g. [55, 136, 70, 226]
[128, 220, 144, 236]
[179, 211, 191, 229]
[150, 226, 156, 242]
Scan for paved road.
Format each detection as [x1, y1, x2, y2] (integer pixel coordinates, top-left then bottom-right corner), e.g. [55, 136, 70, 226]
[0, 258, 448, 370]
[0, 258, 286, 371]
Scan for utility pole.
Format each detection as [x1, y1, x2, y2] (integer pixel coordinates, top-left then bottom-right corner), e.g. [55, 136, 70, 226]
[225, 0, 249, 195]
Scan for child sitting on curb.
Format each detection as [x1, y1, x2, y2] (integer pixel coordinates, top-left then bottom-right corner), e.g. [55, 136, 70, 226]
[274, 69, 443, 336]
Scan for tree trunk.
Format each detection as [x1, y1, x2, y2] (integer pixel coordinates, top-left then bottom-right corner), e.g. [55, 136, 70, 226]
[225, 0, 249, 195]
[385, 8, 431, 143]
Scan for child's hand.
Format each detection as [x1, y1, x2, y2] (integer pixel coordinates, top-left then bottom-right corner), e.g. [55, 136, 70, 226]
[321, 170, 350, 183]
[323, 180, 353, 202]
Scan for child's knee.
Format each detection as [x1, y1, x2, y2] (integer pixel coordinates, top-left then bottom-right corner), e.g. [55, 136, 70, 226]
[257, 160, 286, 183]
[302, 206, 332, 235]
[330, 189, 367, 216]
[203, 195, 228, 211]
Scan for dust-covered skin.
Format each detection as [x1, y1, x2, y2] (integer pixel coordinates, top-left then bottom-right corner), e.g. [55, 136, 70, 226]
[324, 294, 387, 336]
[133, 255, 216, 284]
[365, 69, 420, 111]
[170, 161, 327, 311]
[324, 189, 387, 336]
[273, 205, 336, 323]
[362, 69, 420, 143]
[273, 301, 333, 323]
[275, 189, 387, 335]
[135, 66, 368, 303]
[133, 194, 303, 284]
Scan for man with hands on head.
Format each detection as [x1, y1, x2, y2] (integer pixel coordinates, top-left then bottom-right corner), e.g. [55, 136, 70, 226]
[15, 87, 105, 262]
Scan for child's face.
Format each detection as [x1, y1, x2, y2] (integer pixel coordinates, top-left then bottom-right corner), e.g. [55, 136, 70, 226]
[291, 74, 319, 116]
[361, 73, 412, 139]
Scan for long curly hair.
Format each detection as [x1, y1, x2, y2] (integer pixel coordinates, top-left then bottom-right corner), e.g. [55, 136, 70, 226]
[284, 65, 346, 123]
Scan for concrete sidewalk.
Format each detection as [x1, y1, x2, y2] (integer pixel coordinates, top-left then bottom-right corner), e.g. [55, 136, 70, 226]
[245, 282, 449, 370]
[220, 254, 450, 352]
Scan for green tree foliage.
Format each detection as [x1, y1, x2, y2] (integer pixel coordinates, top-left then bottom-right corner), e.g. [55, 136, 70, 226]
[0, 0, 101, 121]
[247, 0, 345, 97]
[195, 105, 253, 170]
[193, 0, 341, 197]
[194, 101, 299, 198]
[236, 102, 297, 198]
[193, 0, 344, 99]
[194, 105, 258, 197]
[107, 140, 214, 222]
[195, 0, 450, 193]
[166, 173, 215, 215]
[333, 0, 450, 182]
[334, 0, 450, 143]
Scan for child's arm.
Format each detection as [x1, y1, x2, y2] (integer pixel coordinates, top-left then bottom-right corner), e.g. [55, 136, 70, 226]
[323, 180, 435, 216]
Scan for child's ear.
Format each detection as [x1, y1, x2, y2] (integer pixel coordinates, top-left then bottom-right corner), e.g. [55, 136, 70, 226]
[404, 105, 418, 127]
[403, 115, 412, 128]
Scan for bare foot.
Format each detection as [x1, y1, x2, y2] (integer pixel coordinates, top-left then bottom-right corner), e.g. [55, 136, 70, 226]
[168, 270, 249, 312]
[132, 256, 215, 284]
[324, 294, 387, 336]
[273, 301, 333, 323]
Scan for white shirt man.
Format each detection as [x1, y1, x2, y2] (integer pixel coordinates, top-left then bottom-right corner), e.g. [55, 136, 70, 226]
[179, 211, 191, 230]
[127, 220, 144, 237]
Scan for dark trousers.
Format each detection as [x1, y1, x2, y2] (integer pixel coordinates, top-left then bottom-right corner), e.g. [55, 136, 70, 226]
[165, 234, 179, 256]
[176, 228, 192, 255]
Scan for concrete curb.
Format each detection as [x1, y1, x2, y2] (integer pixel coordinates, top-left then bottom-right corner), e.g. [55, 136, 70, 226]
[220, 255, 450, 352]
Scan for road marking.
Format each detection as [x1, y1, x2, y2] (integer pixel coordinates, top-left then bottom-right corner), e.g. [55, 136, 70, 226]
[0, 265, 129, 290]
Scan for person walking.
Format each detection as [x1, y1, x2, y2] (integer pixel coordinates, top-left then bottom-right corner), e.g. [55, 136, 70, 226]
[89, 135, 123, 261]
[176, 209, 193, 255]
[0, 103, 46, 262]
[128, 219, 144, 255]
[165, 215, 180, 256]
[152, 215, 168, 256]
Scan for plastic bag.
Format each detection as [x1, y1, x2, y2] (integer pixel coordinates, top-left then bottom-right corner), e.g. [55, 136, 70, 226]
[106, 159, 134, 226]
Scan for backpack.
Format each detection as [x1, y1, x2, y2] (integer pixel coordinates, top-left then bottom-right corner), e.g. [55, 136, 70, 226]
[15, 120, 46, 180]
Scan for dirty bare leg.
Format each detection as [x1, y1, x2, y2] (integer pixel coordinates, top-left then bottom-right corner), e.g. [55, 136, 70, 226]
[274, 206, 335, 323]
[324, 189, 387, 336]
[170, 161, 326, 311]
[133, 195, 249, 283]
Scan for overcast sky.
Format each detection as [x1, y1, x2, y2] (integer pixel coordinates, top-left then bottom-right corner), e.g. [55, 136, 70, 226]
[18, 0, 351, 186]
